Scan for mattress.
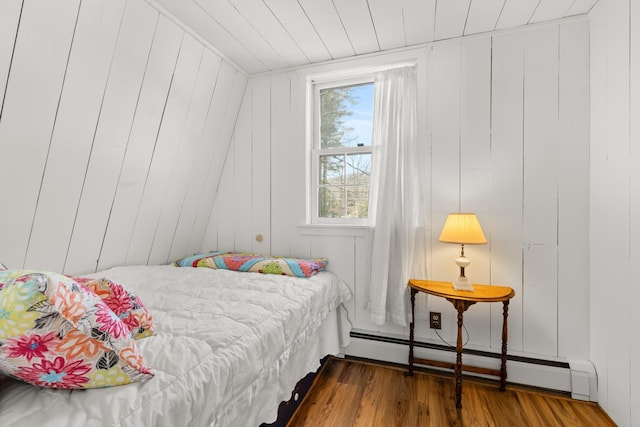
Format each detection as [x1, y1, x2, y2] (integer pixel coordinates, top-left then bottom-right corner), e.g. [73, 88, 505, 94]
[0, 265, 352, 426]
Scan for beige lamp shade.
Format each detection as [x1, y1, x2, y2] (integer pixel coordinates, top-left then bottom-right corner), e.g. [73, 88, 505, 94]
[439, 213, 487, 245]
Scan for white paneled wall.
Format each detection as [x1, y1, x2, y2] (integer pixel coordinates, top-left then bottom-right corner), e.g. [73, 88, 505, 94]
[0, 0, 81, 270]
[0, 0, 246, 275]
[590, 1, 638, 426]
[205, 18, 590, 364]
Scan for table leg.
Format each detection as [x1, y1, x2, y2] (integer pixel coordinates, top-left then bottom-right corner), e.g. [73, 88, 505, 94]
[407, 288, 417, 376]
[500, 300, 510, 391]
[455, 301, 464, 409]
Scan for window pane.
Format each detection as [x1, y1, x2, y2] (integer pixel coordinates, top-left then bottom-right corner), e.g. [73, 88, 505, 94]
[318, 186, 345, 218]
[319, 154, 344, 185]
[346, 153, 371, 185]
[346, 185, 369, 218]
[320, 82, 374, 149]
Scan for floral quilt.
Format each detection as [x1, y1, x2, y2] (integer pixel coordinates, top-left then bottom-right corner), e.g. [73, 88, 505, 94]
[0, 265, 351, 427]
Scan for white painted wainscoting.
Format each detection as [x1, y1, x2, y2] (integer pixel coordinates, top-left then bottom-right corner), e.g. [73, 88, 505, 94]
[204, 17, 593, 396]
[0, 0, 246, 276]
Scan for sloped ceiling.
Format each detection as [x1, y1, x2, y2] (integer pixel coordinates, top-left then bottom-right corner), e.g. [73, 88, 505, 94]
[148, 0, 599, 74]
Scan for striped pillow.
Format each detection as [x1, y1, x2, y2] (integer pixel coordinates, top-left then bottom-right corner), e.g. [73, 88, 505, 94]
[175, 251, 328, 278]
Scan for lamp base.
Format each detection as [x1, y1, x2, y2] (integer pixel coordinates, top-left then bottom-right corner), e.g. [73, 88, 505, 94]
[453, 276, 474, 292]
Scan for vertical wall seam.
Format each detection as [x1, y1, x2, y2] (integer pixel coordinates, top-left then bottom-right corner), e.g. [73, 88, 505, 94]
[24, 0, 83, 268]
[248, 81, 254, 253]
[629, 0, 632, 262]
[173, 58, 223, 260]
[488, 34, 494, 344]
[628, 1, 633, 420]
[124, 31, 184, 264]
[0, 0, 24, 123]
[269, 77, 273, 255]
[458, 41, 462, 211]
[521, 32, 526, 347]
[146, 41, 205, 266]
[556, 23, 561, 357]
[206, 68, 245, 251]
[188, 63, 235, 252]
[100, 12, 160, 270]
[63, 1, 127, 273]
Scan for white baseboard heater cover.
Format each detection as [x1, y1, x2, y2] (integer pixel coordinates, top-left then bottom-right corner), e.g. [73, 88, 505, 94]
[346, 331, 597, 401]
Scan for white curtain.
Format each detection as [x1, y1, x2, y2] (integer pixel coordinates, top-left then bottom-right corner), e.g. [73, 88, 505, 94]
[367, 65, 427, 326]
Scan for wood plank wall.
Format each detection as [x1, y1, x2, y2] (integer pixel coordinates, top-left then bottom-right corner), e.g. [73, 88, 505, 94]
[205, 18, 590, 363]
[590, 1, 639, 426]
[0, 0, 247, 276]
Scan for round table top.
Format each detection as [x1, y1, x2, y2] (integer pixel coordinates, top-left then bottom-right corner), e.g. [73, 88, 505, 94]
[408, 279, 515, 302]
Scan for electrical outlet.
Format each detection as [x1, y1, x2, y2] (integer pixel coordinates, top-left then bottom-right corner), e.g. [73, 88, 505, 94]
[429, 311, 441, 329]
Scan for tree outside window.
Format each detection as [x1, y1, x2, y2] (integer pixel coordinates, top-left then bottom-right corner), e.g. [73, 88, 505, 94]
[315, 81, 374, 221]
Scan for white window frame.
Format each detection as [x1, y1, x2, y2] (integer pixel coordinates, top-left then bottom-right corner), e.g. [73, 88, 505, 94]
[309, 75, 375, 225]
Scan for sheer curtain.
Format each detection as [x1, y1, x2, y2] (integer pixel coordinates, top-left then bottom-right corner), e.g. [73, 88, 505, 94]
[367, 65, 427, 326]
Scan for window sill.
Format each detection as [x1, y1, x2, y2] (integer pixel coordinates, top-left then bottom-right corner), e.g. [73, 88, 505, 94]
[297, 224, 371, 238]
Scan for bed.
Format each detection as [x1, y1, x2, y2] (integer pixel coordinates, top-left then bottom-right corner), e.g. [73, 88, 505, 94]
[0, 262, 352, 426]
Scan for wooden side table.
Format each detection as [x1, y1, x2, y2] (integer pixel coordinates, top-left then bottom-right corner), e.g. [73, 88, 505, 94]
[407, 279, 515, 409]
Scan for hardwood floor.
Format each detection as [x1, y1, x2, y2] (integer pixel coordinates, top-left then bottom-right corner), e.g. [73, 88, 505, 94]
[287, 357, 616, 427]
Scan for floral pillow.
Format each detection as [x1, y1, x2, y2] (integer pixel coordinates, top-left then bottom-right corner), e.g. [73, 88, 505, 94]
[0, 270, 153, 389]
[174, 251, 329, 278]
[72, 277, 154, 340]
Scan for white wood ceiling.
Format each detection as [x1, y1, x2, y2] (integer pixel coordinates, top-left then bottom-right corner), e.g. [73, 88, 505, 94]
[149, 0, 599, 74]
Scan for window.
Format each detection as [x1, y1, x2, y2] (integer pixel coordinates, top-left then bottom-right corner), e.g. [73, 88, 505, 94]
[311, 77, 375, 224]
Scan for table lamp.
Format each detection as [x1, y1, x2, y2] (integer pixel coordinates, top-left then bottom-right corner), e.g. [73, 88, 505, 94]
[438, 213, 487, 291]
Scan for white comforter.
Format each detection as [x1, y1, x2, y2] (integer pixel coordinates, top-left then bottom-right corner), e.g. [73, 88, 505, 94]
[0, 265, 352, 426]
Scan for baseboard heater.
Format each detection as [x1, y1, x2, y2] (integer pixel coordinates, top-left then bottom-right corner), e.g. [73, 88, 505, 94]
[347, 330, 597, 402]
